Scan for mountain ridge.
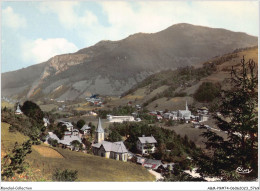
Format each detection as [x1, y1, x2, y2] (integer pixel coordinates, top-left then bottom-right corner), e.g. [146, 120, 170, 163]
[2, 23, 258, 100]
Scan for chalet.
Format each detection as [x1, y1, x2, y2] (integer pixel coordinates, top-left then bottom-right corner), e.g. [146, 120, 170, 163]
[92, 118, 128, 162]
[197, 107, 209, 115]
[43, 118, 50, 127]
[199, 114, 209, 122]
[143, 159, 162, 170]
[59, 121, 74, 131]
[80, 125, 91, 135]
[107, 115, 135, 123]
[137, 135, 157, 155]
[15, 104, 23, 115]
[59, 135, 82, 149]
[178, 101, 191, 119]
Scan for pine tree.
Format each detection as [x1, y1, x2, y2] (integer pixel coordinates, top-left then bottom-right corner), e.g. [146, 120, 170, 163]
[196, 56, 258, 181]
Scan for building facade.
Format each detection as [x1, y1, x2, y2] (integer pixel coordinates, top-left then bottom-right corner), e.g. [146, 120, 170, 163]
[137, 135, 157, 155]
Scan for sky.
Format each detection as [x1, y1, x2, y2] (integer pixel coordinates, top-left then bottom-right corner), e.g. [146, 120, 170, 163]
[1, 0, 259, 73]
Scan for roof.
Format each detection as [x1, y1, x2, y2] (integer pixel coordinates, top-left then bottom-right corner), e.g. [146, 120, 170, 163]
[43, 118, 50, 124]
[60, 135, 82, 145]
[81, 125, 91, 131]
[47, 132, 60, 141]
[138, 136, 157, 144]
[92, 141, 128, 153]
[96, 118, 104, 133]
[143, 159, 163, 170]
[199, 107, 208, 110]
[59, 121, 73, 128]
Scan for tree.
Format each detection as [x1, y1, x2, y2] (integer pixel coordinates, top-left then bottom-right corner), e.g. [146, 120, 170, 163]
[70, 140, 81, 151]
[48, 138, 58, 147]
[1, 140, 32, 179]
[107, 130, 122, 142]
[196, 57, 258, 181]
[76, 119, 85, 129]
[21, 101, 44, 124]
[52, 169, 78, 181]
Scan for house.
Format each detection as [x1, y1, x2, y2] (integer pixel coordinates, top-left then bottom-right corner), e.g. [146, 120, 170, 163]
[92, 118, 128, 162]
[59, 121, 74, 131]
[80, 125, 91, 135]
[59, 135, 82, 149]
[199, 114, 209, 122]
[15, 104, 23, 115]
[137, 135, 157, 155]
[136, 118, 142, 122]
[142, 159, 163, 170]
[107, 115, 135, 123]
[197, 107, 209, 115]
[43, 118, 50, 127]
[163, 113, 173, 120]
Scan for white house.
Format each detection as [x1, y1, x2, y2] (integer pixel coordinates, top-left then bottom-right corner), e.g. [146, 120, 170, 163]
[137, 135, 157, 155]
[92, 118, 128, 162]
[107, 115, 135, 123]
[199, 114, 209, 122]
[43, 118, 50, 127]
[197, 107, 209, 115]
[15, 104, 23, 115]
[59, 121, 74, 131]
[59, 135, 82, 149]
[80, 125, 91, 135]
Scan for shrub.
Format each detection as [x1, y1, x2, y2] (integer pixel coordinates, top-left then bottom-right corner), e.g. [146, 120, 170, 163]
[52, 169, 78, 181]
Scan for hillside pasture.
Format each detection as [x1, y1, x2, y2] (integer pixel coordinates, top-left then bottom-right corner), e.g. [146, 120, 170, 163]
[1, 122, 155, 182]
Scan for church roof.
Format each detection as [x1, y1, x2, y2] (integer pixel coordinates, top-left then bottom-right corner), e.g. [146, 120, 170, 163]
[92, 141, 128, 153]
[96, 118, 104, 133]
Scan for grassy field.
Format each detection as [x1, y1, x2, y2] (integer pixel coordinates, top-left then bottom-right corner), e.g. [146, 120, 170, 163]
[1, 101, 14, 109]
[1, 122, 155, 182]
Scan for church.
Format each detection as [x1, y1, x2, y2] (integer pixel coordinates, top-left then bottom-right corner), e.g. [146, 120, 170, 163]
[92, 118, 128, 162]
[177, 101, 191, 120]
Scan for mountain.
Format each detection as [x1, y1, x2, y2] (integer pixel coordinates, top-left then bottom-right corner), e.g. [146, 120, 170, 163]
[1, 23, 258, 101]
[116, 46, 258, 112]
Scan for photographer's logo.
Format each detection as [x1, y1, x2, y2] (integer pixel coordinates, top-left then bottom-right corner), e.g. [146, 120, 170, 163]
[236, 167, 252, 174]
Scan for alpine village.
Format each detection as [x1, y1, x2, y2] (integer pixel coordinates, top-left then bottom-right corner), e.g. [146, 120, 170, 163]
[1, 23, 258, 182]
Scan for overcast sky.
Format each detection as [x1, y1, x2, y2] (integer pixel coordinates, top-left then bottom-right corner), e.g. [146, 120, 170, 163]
[1, 1, 259, 73]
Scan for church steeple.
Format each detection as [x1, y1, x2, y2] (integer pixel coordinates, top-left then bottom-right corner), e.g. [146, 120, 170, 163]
[95, 118, 104, 143]
[185, 100, 188, 111]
